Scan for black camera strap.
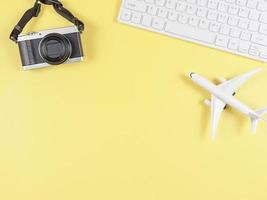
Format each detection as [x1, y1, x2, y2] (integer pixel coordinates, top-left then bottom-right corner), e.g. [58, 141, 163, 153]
[10, 0, 84, 43]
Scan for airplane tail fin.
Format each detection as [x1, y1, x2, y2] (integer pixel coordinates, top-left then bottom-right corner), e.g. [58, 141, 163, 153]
[250, 108, 267, 134]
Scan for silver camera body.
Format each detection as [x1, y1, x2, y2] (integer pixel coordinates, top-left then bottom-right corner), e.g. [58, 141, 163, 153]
[18, 26, 84, 70]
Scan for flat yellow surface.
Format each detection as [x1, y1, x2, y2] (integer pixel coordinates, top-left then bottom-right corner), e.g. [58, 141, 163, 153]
[1, 1, 267, 200]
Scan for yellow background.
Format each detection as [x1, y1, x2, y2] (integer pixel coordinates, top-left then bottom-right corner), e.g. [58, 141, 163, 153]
[1, 1, 267, 199]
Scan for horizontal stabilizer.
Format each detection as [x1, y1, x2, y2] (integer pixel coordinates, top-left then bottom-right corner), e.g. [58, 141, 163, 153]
[256, 108, 267, 117]
[250, 108, 267, 134]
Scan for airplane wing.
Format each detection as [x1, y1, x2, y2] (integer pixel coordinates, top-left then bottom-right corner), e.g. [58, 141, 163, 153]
[208, 68, 261, 139]
[218, 68, 261, 96]
[210, 95, 226, 139]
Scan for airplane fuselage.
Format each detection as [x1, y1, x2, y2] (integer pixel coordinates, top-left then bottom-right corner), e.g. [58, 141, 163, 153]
[190, 73, 259, 119]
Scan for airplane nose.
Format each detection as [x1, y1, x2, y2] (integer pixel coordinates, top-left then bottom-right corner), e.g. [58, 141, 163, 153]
[189, 72, 195, 78]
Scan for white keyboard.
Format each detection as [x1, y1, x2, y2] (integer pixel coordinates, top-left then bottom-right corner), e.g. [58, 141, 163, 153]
[118, 0, 267, 62]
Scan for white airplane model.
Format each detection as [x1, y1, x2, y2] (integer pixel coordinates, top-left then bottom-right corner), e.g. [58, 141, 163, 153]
[189, 68, 267, 139]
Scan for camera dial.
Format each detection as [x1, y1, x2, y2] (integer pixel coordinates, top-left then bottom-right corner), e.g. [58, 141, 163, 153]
[39, 33, 72, 65]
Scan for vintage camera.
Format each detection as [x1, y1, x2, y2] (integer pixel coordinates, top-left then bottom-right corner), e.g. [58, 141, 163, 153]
[18, 26, 84, 70]
[10, 0, 85, 70]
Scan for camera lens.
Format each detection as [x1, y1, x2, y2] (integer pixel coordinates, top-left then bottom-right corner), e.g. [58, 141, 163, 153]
[39, 33, 72, 65]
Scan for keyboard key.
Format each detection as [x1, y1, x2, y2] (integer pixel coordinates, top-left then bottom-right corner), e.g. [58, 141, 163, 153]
[120, 9, 132, 21]
[147, 5, 158, 15]
[220, 24, 231, 35]
[260, 13, 267, 23]
[216, 35, 229, 47]
[247, 0, 258, 9]
[229, 5, 239, 15]
[166, 0, 176, 9]
[199, 19, 210, 29]
[155, 0, 166, 6]
[249, 49, 259, 56]
[239, 8, 250, 18]
[197, 0, 208, 6]
[228, 16, 239, 26]
[249, 10, 260, 21]
[145, 0, 155, 3]
[251, 33, 267, 46]
[197, 7, 208, 17]
[253, 44, 267, 59]
[258, 1, 267, 11]
[125, 0, 147, 12]
[260, 52, 267, 59]
[226, 0, 236, 3]
[238, 19, 249, 29]
[251, 44, 267, 58]
[218, 13, 228, 23]
[250, 44, 267, 58]
[238, 41, 250, 53]
[187, 5, 197, 14]
[152, 18, 166, 30]
[208, 0, 219, 9]
[187, 0, 197, 3]
[228, 39, 239, 50]
[259, 24, 267, 35]
[248, 21, 260, 31]
[240, 31, 252, 40]
[230, 28, 241, 37]
[168, 11, 178, 21]
[210, 22, 220, 32]
[158, 8, 168, 18]
[218, 2, 228, 12]
[176, 2, 187, 12]
[189, 16, 200, 26]
[142, 15, 153, 26]
[207, 11, 218, 21]
[236, 0, 247, 6]
[179, 14, 189, 24]
[251, 44, 265, 52]
[131, 13, 142, 23]
[165, 21, 216, 43]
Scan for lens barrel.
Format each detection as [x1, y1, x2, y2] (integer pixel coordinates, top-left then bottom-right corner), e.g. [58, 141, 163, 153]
[39, 33, 72, 65]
